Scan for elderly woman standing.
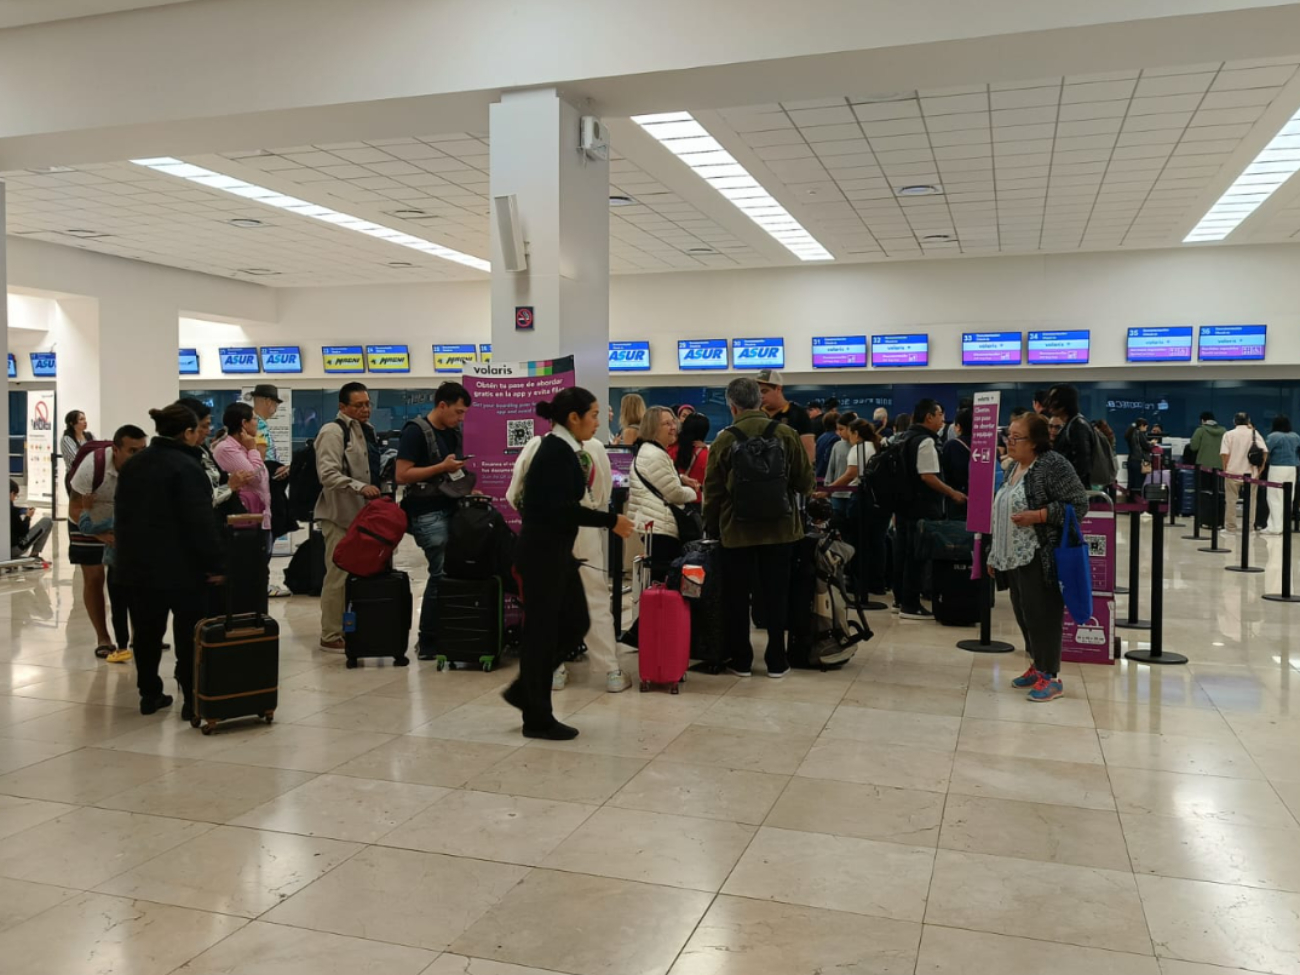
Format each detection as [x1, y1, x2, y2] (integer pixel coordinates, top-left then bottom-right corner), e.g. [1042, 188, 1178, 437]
[990, 412, 1089, 703]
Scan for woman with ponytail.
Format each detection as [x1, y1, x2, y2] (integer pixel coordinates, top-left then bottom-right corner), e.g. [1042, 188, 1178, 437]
[502, 387, 634, 740]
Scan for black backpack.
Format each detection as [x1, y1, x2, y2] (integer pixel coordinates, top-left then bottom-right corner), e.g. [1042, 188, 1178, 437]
[726, 420, 791, 522]
[287, 419, 348, 522]
[445, 496, 518, 591]
[862, 439, 910, 515]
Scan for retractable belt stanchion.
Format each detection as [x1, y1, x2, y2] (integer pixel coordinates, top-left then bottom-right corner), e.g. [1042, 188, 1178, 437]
[1125, 482, 1186, 665]
[1264, 482, 1300, 604]
[1199, 471, 1231, 554]
[1116, 500, 1150, 631]
[1182, 463, 1203, 541]
[1113, 480, 1129, 595]
[855, 493, 887, 612]
[1226, 474, 1265, 574]
[957, 534, 1014, 654]
[609, 488, 628, 635]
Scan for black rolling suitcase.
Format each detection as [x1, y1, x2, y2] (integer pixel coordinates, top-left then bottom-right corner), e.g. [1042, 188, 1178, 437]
[674, 540, 725, 672]
[285, 526, 326, 596]
[193, 612, 279, 735]
[343, 571, 413, 668]
[432, 577, 504, 672]
[931, 559, 980, 626]
[224, 520, 270, 616]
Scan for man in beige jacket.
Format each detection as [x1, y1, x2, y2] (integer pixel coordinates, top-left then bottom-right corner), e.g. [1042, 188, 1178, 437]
[315, 382, 380, 651]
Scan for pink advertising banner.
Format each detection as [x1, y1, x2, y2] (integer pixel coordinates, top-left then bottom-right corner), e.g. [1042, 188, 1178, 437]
[461, 355, 576, 531]
[1062, 596, 1115, 665]
[1080, 505, 1117, 596]
[966, 391, 1001, 536]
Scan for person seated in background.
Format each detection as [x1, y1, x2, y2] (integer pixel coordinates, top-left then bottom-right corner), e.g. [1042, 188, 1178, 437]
[814, 411, 840, 480]
[9, 480, 53, 566]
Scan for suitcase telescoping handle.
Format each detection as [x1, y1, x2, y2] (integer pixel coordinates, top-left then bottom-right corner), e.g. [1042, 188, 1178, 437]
[217, 522, 268, 634]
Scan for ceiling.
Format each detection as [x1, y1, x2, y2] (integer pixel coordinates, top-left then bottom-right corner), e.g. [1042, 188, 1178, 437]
[0, 0, 199, 29]
[4, 55, 1300, 287]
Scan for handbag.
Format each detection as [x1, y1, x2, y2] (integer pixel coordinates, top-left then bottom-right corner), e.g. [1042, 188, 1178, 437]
[1140, 460, 1153, 475]
[403, 416, 477, 501]
[1247, 432, 1265, 469]
[1055, 504, 1094, 625]
[1181, 443, 1198, 466]
[636, 455, 703, 544]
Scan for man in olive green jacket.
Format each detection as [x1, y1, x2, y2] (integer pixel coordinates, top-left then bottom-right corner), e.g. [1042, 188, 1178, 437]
[703, 376, 815, 678]
[1189, 411, 1227, 527]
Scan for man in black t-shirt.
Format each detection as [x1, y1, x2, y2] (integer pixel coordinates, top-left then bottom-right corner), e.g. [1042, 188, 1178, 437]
[756, 369, 815, 462]
[396, 382, 472, 659]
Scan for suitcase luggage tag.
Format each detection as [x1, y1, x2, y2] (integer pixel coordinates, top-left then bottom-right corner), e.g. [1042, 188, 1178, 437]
[342, 605, 357, 633]
[680, 565, 705, 600]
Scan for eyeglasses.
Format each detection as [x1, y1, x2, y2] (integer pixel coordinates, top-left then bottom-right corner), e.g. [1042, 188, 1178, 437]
[1048, 423, 1064, 431]
[1005, 434, 1027, 445]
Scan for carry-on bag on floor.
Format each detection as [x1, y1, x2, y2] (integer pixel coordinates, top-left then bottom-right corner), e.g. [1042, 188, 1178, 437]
[1197, 487, 1225, 530]
[431, 576, 503, 672]
[343, 570, 413, 668]
[193, 611, 279, 735]
[791, 532, 872, 669]
[636, 533, 690, 692]
[931, 559, 980, 626]
[786, 532, 820, 665]
[285, 526, 326, 596]
[1177, 468, 1196, 517]
[671, 539, 725, 673]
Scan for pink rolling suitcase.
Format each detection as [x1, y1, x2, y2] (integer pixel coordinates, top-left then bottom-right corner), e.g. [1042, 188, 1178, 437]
[639, 583, 690, 693]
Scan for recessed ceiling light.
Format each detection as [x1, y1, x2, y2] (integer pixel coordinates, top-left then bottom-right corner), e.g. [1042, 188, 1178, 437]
[631, 112, 833, 262]
[130, 157, 490, 272]
[687, 247, 716, 253]
[229, 218, 265, 228]
[391, 208, 428, 217]
[236, 268, 280, 276]
[386, 261, 415, 267]
[1185, 108, 1300, 242]
[609, 195, 638, 207]
[31, 166, 76, 174]
[896, 185, 943, 197]
[65, 228, 104, 237]
[922, 233, 954, 241]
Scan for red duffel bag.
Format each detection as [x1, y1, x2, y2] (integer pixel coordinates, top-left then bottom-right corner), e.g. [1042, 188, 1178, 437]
[332, 497, 408, 577]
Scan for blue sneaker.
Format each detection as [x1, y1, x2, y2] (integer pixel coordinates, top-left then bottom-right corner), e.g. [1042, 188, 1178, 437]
[1028, 675, 1064, 702]
[1011, 667, 1040, 688]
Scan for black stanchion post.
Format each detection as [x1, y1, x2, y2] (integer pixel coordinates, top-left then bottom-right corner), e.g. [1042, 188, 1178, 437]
[1265, 482, 1300, 604]
[957, 534, 1014, 654]
[1227, 476, 1264, 574]
[1127, 484, 1187, 665]
[1199, 472, 1230, 554]
[1183, 464, 1202, 541]
[1167, 463, 1179, 529]
[855, 492, 887, 612]
[1117, 507, 1150, 630]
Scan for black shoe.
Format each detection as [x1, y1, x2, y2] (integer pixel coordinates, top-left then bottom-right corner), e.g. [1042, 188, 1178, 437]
[181, 700, 194, 722]
[522, 721, 579, 741]
[140, 694, 174, 715]
[501, 682, 527, 712]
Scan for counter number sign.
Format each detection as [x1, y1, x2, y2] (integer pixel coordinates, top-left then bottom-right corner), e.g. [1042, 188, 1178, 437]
[515, 306, 534, 330]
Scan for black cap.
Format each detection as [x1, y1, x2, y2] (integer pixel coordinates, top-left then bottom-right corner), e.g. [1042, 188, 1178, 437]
[251, 384, 282, 404]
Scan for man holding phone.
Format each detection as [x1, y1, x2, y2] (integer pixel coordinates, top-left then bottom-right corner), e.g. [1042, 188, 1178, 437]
[396, 381, 473, 660]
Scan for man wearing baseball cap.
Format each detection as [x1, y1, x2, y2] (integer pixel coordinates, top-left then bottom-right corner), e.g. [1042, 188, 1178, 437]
[755, 369, 816, 462]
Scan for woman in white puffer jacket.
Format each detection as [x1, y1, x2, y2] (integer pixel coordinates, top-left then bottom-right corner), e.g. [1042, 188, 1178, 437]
[628, 405, 700, 577]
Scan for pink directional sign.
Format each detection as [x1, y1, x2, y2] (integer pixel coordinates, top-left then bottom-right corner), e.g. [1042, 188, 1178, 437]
[966, 391, 1001, 536]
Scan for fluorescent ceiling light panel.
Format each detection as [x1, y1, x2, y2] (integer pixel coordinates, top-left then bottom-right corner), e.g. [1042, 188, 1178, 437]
[1184, 112, 1300, 243]
[631, 112, 833, 261]
[130, 157, 490, 271]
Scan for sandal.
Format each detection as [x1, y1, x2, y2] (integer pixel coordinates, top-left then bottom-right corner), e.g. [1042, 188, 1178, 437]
[93, 645, 115, 659]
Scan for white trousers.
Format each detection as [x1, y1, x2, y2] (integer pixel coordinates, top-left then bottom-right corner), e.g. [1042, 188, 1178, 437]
[1267, 466, 1297, 534]
[562, 525, 621, 676]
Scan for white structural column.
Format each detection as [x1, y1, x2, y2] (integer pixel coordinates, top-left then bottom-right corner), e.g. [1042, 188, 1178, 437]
[489, 88, 611, 414]
[0, 180, 8, 556]
[54, 296, 179, 440]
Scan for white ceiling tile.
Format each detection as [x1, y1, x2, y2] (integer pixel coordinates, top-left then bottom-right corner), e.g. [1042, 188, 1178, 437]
[992, 123, 1056, 142]
[780, 97, 849, 110]
[1054, 134, 1121, 152]
[993, 140, 1054, 156]
[1181, 123, 1253, 142]
[1211, 65, 1298, 90]
[1198, 88, 1282, 110]
[755, 144, 816, 162]
[1190, 106, 1266, 127]
[933, 144, 993, 161]
[1116, 129, 1182, 147]
[1129, 94, 1205, 115]
[1058, 101, 1129, 122]
[930, 128, 993, 148]
[1067, 70, 1140, 84]
[742, 128, 809, 148]
[875, 147, 938, 166]
[989, 86, 1060, 110]
[723, 112, 794, 133]
[1053, 148, 1114, 165]
[788, 106, 856, 126]
[800, 122, 866, 142]
[1056, 117, 1124, 138]
[1135, 72, 1217, 97]
[852, 100, 922, 122]
[328, 146, 396, 165]
[868, 134, 932, 152]
[926, 112, 990, 133]
[1061, 79, 1136, 103]
[1122, 112, 1195, 132]
[921, 93, 989, 115]
[1172, 139, 1239, 155]
[858, 118, 927, 138]
[812, 139, 874, 157]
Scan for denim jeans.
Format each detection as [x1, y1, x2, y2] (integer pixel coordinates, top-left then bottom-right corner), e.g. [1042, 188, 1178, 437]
[409, 509, 452, 650]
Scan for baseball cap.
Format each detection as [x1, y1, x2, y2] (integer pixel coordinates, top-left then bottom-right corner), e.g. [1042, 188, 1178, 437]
[755, 369, 784, 387]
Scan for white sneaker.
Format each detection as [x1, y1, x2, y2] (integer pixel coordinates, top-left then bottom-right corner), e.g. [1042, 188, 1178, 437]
[268, 584, 291, 598]
[552, 665, 569, 691]
[606, 670, 632, 693]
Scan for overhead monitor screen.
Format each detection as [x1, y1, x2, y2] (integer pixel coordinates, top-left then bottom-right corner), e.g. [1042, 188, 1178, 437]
[7, 353, 16, 379]
[178, 349, 200, 375]
[365, 344, 411, 373]
[1028, 330, 1090, 365]
[261, 346, 303, 374]
[871, 334, 928, 367]
[218, 347, 260, 374]
[731, 337, 785, 369]
[29, 352, 57, 378]
[608, 341, 651, 372]
[479, 344, 492, 363]
[678, 339, 728, 371]
[322, 346, 365, 373]
[961, 331, 1023, 366]
[1127, 327, 1193, 363]
[812, 336, 867, 369]
[1198, 324, 1267, 362]
[434, 344, 477, 373]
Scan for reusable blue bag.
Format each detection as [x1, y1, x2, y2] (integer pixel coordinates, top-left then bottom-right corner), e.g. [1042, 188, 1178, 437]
[1056, 505, 1093, 625]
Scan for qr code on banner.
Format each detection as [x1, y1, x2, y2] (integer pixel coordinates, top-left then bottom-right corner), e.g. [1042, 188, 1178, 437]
[506, 419, 535, 448]
[1085, 533, 1107, 558]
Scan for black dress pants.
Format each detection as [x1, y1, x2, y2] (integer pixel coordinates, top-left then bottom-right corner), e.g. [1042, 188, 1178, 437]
[510, 548, 589, 728]
[721, 542, 794, 673]
[128, 585, 204, 703]
[107, 568, 132, 650]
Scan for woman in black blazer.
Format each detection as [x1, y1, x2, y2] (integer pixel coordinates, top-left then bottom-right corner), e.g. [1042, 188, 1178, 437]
[503, 388, 633, 740]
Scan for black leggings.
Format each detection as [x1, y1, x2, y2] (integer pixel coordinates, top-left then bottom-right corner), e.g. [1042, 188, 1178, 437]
[509, 548, 590, 728]
[127, 584, 204, 702]
[107, 568, 132, 650]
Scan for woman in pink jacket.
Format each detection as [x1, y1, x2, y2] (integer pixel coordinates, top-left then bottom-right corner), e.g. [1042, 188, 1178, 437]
[212, 401, 272, 551]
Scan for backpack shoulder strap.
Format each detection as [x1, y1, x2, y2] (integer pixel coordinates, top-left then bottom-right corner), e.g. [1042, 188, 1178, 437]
[725, 425, 748, 443]
[92, 444, 108, 491]
[764, 420, 780, 438]
[334, 417, 350, 448]
[411, 415, 440, 462]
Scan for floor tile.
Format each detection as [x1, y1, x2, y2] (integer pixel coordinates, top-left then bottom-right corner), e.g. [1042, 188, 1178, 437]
[466, 747, 646, 804]
[3, 703, 160, 747]
[915, 925, 1160, 974]
[0, 892, 246, 975]
[97, 761, 317, 823]
[263, 845, 527, 951]
[670, 894, 922, 974]
[523, 711, 693, 760]
[822, 705, 962, 750]
[609, 759, 789, 824]
[0, 746, 187, 803]
[381, 789, 595, 866]
[722, 826, 935, 921]
[1123, 813, 1300, 892]
[1109, 768, 1298, 830]
[1099, 730, 1263, 779]
[0, 737, 80, 777]
[658, 725, 817, 775]
[926, 849, 1152, 954]
[1140, 874, 1300, 974]
[294, 695, 456, 734]
[0, 876, 79, 933]
[329, 736, 518, 790]
[1156, 960, 1273, 975]
[95, 715, 275, 760]
[424, 958, 570, 975]
[174, 919, 436, 974]
[721, 672, 852, 705]
[963, 687, 1097, 728]
[948, 752, 1116, 810]
[0, 693, 74, 727]
[210, 725, 395, 773]
[230, 773, 447, 842]
[939, 794, 1131, 871]
[543, 805, 755, 891]
[958, 717, 1105, 765]
[694, 697, 836, 736]
[0, 794, 76, 840]
[1089, 700, 1237, 740]
[840, 679, 968, 716]
[451, 868, 713, 975]
[764, 775, 945, 847]
[409, 704, 531, 747]
[796, 737, 954, 793]
[95, 824, 361, 916]
[0, 806, 209, 888]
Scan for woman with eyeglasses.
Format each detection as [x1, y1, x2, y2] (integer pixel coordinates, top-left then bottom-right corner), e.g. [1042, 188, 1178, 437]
[989, 412, 1089, 703]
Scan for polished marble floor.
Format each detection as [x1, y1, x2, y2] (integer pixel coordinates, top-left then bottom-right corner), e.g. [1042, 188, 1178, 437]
[2, 518, 1300, 974]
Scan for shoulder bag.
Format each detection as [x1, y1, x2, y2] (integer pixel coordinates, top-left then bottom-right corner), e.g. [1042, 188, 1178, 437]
[636, 454, 703, 544]
[404, 416, 477, 501]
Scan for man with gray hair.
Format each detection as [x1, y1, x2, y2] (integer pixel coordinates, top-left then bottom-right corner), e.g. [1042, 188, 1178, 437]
[703, 377, 815, 678]
[873, 407, 893, 440]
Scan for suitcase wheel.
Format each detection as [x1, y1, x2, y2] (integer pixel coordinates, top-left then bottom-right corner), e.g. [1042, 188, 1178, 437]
[263, 712, 275, 724]
[394, 656, 410, 667]
[201, 720, 217, 736]
[479, 656, 494, 673]
[189, 716, 201, 728]
[345, 657, 359, 669]
[639, 681, 650, 693]
[670, 683, 680, 695]
[435, 656, 450, 672]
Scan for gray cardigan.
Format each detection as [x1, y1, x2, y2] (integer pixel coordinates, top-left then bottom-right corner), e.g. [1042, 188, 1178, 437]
[1019, 450, 1091, 585]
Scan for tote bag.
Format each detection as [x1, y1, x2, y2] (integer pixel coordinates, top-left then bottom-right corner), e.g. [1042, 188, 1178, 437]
[1055, 505, 1093, 625]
